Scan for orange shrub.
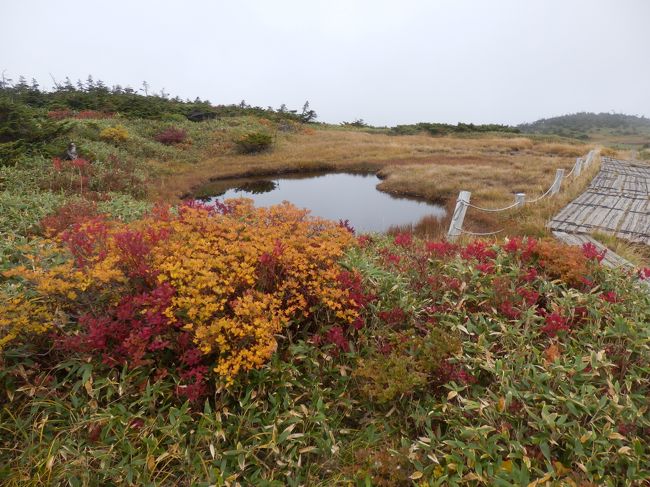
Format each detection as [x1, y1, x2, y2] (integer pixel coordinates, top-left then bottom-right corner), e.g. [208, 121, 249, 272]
[534, 238, 589, 287]
[1, 200, 357, 386]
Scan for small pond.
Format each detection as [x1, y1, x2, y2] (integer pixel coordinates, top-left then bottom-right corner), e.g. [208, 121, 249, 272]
[197, 173, 446, 234]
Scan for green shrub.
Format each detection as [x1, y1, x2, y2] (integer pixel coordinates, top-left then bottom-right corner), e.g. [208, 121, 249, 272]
[0, 190, 64, 235]
[235, 132, 273, 153]
[0, 99, 70, 164]
[96, 192, 151, 222]
[354, 331, 461, 404]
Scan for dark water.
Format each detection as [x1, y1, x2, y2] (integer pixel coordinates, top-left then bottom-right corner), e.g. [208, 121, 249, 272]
[200, 173, 446, 234]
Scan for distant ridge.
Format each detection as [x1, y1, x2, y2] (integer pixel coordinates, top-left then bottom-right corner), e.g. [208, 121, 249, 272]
[518, 112, 650, 139]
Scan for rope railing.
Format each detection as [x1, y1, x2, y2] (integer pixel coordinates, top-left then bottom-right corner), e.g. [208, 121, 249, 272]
[457, 227, 504, 236]
[446, 149, 598, 241]
[527, 181, 557, 203]
[465, 200, 521, 212]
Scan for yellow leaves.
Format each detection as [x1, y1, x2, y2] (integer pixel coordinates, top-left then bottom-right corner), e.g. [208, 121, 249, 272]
[0, 294, 54, 349]
[3, 201, 357, 383]
[148, 203, 356, 383]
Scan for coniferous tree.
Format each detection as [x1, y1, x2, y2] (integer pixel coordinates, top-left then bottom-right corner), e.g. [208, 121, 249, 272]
[300, 100, 317, 123]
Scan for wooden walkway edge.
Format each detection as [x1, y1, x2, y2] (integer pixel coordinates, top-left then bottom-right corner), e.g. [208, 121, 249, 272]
[549, 156, 650, 275]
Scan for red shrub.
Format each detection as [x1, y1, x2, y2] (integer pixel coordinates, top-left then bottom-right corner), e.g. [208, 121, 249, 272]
[40, 200, 99, 237]
[75, 110, 114, 119]
[460, 241, 497, 262]
[154, 127, 188, 145]
[47, 109, 74, 120]
[425, 240, 458, 258]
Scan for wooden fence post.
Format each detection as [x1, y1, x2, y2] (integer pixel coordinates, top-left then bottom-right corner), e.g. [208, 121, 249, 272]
[447, 190, 471, 241]
[515, 192, 526, 207]
[550, 168, 565, 195]
[574, 158, 583, 177]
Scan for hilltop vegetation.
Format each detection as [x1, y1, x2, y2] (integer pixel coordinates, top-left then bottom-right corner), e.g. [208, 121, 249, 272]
[519, 112, 650, 148]
[1, 78, 649, 485]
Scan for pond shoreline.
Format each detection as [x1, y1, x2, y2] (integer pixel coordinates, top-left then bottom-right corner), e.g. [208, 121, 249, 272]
[191, 172, 448, 234]
[182, 166, 448, 207]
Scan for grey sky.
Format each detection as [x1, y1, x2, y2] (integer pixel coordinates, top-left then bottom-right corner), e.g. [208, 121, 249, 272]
[2, 0, 649, 126]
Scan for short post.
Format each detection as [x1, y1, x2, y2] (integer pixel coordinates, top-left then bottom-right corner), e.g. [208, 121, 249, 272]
[574, 158, 583, 177]
[550, 168, 565, 195]
[447, 190, 471, 242]
[515, 192, 526, 207]
[585, 150, 594, 167]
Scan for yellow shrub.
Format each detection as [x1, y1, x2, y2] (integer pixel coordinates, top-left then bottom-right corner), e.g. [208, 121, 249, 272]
[2, 200, 357, 385]
[99, 125, 129, 143]
[0, 295, 53, 348]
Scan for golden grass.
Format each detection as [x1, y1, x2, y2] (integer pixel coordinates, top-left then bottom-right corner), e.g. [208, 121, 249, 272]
[150, 128, 586, 205]
[590, 231, 650, 268]
[142, 126, 604, 242]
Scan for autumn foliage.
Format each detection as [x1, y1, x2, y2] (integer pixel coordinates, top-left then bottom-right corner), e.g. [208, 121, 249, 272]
[1, 200, 358, 394]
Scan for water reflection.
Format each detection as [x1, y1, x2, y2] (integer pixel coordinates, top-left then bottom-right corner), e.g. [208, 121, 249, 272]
[234, 180, 277, 194]
[197, 173, 446, 234]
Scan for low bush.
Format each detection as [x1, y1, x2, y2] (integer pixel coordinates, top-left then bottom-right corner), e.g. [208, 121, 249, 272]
[154, 127, 187, 145]
[45, 154, 146, 198]
[0, 190, 65, 236]
[235, 132, 273, 153]
[1, 200, 358, 396]
[99, 125, 129, 143]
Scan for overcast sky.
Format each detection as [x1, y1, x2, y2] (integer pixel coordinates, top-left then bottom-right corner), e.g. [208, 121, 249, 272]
[2, 0, 649, 126]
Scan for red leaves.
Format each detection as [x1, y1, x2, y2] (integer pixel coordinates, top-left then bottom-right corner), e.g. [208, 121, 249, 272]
[41, 200, 99, 237]
[425, 240, 458, 258]
[154, 127, 187, 145]
[60, 217, 109, 267]
[503, 236, 537, 261]
[325, 326, 350, 353]
[57, 280, 210, 402]
[439, 360, 476, 385]
[637, 268, 650, 280]
[393, 232, 412, 248]
[460, 241, 497, 263]
[600, 290, 619, 303]
[180, 199, 232, 216]
[540, 311, 570, 337]
[377, 307, 408, 327]
[338, 270, 374, 310]
[499, 301, 521, 320]
[581, 242, 606, 263]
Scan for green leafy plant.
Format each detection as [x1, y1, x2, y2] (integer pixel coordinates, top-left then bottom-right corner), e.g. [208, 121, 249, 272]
[235, 132, 273, 153]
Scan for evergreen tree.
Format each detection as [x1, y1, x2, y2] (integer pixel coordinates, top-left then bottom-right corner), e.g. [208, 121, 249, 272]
[300, 101, 317, 123]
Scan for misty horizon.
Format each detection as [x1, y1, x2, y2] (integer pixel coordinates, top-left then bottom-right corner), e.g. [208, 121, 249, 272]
[2, 0, 649, 126]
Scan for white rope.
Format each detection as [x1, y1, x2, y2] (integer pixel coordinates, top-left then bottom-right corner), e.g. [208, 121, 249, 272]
[564, 163, 576, 178]
[527, 183, 555, 203]
[465, 201, 521, 212]
[455, 226, 504, 236]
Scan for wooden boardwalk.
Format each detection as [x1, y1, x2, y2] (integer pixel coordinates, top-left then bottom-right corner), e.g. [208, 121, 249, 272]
[549, 157, 650, 246]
